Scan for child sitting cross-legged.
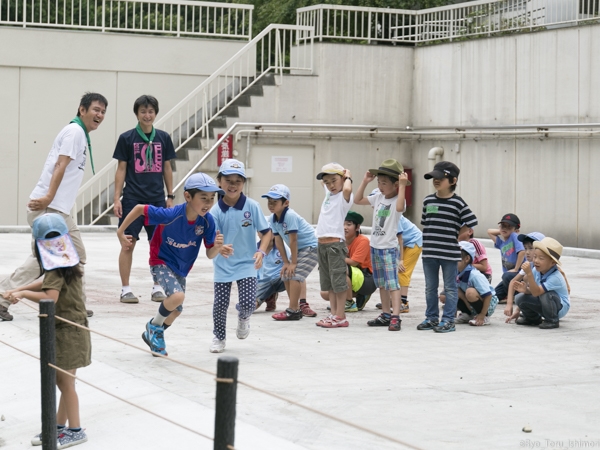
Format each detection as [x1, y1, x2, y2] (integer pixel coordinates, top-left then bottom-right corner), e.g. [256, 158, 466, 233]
[455, 241, 499, 326]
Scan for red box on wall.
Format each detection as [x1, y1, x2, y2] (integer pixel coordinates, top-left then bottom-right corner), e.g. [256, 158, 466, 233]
[217, 134, 233, 166]
[405, 168, 413, 207]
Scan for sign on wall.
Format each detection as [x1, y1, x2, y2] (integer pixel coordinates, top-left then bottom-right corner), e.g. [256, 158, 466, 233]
[217, 134, 233, 166]
[271, 156, 293, 173]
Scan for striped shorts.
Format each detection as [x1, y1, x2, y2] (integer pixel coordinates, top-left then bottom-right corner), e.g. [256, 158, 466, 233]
[371, 247, 400, 291]
[283, 246, 318, 282]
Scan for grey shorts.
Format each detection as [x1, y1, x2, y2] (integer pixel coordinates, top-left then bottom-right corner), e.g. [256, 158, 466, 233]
[150, 265, 186, 312]
[283, 246, 318, 282]
[318, 241, 349, 293]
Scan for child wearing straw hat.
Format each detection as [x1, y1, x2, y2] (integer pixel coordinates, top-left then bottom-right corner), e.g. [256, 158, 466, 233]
[514, 237, 570, 329]
[354, 159, 410, 332]
[3, 213, 90, 448]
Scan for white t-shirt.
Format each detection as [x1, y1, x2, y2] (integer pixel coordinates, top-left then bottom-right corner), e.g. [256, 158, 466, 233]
[368, 192, 403, 249]
[316, 186, 354, 240]
[30, 123, 88, 214]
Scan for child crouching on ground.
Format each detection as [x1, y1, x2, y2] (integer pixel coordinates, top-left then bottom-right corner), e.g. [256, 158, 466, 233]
[455, 241, 499, 326]
[262, 184, 319, 321]
[4, 214, 90, 448]
[514, 237, 570, 329]
[117, 173, 224, 356]
[354, 159, 409, 332]
[458, 224, 492, 282]
[315, 163, 354, 328]
[254, 233, 291, 313]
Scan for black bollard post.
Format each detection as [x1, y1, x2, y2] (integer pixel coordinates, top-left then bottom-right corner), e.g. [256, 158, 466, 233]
[39, 299, 57, 450]
[214, 356, 239, 450]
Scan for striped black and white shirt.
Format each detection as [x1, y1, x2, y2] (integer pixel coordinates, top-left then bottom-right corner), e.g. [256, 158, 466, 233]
[421, 194, 477, 261]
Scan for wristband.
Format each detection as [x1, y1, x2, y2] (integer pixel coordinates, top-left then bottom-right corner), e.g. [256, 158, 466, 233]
[258, 249, 267, 257]
[167, 194, 175, 199]
[345, 177, 353, 183]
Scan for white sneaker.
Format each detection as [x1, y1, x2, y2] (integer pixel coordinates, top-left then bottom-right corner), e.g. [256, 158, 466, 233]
[469, 316, 491, 326]
[210, 337, 226, 353]
[236, 317, 250, 339]
[455, 312, 474, 324]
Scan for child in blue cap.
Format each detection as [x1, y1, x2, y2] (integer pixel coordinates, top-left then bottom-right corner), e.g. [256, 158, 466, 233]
[117, 172, 224, 356]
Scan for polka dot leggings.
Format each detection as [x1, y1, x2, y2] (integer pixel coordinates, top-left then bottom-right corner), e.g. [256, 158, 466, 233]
[213, 277, 257, 340]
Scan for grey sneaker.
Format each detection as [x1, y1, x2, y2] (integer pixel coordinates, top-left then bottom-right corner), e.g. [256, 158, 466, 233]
[236, 317, 250, 339]
[57, 428, 88, 449]
[210, 337, 226, 353]
[31, 427, 65, 445]
[433, 321, 456, 333]
[455, 312, 474, 324]
[151, 290, 167, 302]
[0, 305, 13, 321]
[416, 319, 439, 330]
[120, 291, 139, 304]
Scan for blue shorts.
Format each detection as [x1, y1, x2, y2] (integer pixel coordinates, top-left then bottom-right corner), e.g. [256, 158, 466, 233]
[371, 247, 400, 291]
[119, 197, 166, 241]
[150, 265, 185, 312]
[256, 278, 286, 301]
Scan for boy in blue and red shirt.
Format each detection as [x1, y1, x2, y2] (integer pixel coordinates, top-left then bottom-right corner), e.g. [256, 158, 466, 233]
[117, 172, 224, 356]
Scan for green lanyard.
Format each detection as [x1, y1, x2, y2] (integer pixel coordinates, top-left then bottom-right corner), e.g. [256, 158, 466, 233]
[135, 123, 156, 171]
[70, 116, 94, 175]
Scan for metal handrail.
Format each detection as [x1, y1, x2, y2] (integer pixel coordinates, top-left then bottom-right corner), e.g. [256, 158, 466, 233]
[0, 0, 253, 39]
[297, 0, 595, 44]
[73, 23, 314, 225]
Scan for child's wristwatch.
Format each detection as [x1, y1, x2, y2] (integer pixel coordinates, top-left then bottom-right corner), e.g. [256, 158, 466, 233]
[167, 194, 175, 199]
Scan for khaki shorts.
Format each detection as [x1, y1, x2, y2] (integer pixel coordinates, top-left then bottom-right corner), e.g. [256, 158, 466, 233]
[318, 241, 348, 293]
[56, 323, 91, 371]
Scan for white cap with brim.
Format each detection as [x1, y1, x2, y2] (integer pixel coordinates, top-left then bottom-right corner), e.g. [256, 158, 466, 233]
[218, 159, 246, 178]
[316, 162, 345, 180]
[184, 173, 224, 195]
[459, 241, 477, 262]
[261, 184, 291, 201]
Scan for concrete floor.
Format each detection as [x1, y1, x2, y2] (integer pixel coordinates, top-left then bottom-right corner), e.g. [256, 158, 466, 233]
[0, 231, 599, 450]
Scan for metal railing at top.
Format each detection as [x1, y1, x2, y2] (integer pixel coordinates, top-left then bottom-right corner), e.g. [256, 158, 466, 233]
[297, 0, 600, 45]
[73, 23, 314, 225]
[0, 0, 253, 39]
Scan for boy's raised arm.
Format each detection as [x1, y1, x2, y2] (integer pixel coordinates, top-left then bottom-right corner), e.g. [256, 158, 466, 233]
[487, 228, 500, 241]
[354, 171, 373, 206]
[117, 204, 146, 250]
[342, 169, 353, 203]
[396, 172, 408, 212]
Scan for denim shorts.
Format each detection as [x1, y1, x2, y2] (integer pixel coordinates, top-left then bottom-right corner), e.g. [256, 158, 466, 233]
[150, 265, 185, 312]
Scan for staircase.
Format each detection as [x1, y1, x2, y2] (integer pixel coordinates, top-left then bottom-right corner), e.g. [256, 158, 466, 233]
[73, 24, 313, 225]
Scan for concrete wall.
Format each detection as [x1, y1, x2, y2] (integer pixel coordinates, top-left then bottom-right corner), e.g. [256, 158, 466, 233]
[0, 27, 248, 225]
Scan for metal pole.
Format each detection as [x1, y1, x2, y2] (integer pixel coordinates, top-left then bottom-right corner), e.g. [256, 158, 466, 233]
[39, 299, 57, 450]
[213, 356, 238, 450]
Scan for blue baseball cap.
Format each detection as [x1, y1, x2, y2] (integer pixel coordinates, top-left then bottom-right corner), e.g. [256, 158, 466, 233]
[218, 159, 246, 178]
[184, 173, 224, 195]
[518, 231, 545, 243]
[459, 241, 477, 261]
[261, 184, 291, 201]
[32, 213, 69, 240]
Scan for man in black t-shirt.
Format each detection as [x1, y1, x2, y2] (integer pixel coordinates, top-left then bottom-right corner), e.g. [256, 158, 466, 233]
[113, 95, 176, 304]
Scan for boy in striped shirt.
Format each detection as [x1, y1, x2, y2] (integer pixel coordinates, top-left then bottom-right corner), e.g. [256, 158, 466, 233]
[418, 161, 477, 333]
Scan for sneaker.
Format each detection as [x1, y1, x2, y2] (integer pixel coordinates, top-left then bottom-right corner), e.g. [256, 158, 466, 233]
[57, 428, 87, 449]
[0, 305, 13, 321]
[120, 291, 139, 304]
[376, 302, 382, 309]
[236, 317, 250, 339]
[272, 308, 303, 321]
[300, 302, 317, 317]
[316, 314, 334, 327]
[320, 315, 349, 328]
[151, 290, 166, 302]
[497, 298, 507, 304]
[469, 316, 491, 326]
[31, 427, 65, 446]
[141, 319, 167, 356]
[416, 319, 439, 330]
[388, 316, 401, 331]
[367, 314, 391, 327]
[398, 302, 410, 314]
[539, 321, 559, 329]
[433, 321, 456, 333]
[345, 300, 358, 313]
[210, 337, 226, 353]
[455, 312, 474, 324]
[86, 310, 93, 317]
[516, 316, 542, 326]
[265, 293, 278, 312]
[356, 294, 371, 311]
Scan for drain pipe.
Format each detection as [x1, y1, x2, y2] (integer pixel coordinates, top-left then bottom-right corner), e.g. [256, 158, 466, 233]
[428, 146, 444, 170]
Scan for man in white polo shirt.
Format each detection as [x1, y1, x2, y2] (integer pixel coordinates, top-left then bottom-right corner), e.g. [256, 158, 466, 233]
[0, 93, 108, 321]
